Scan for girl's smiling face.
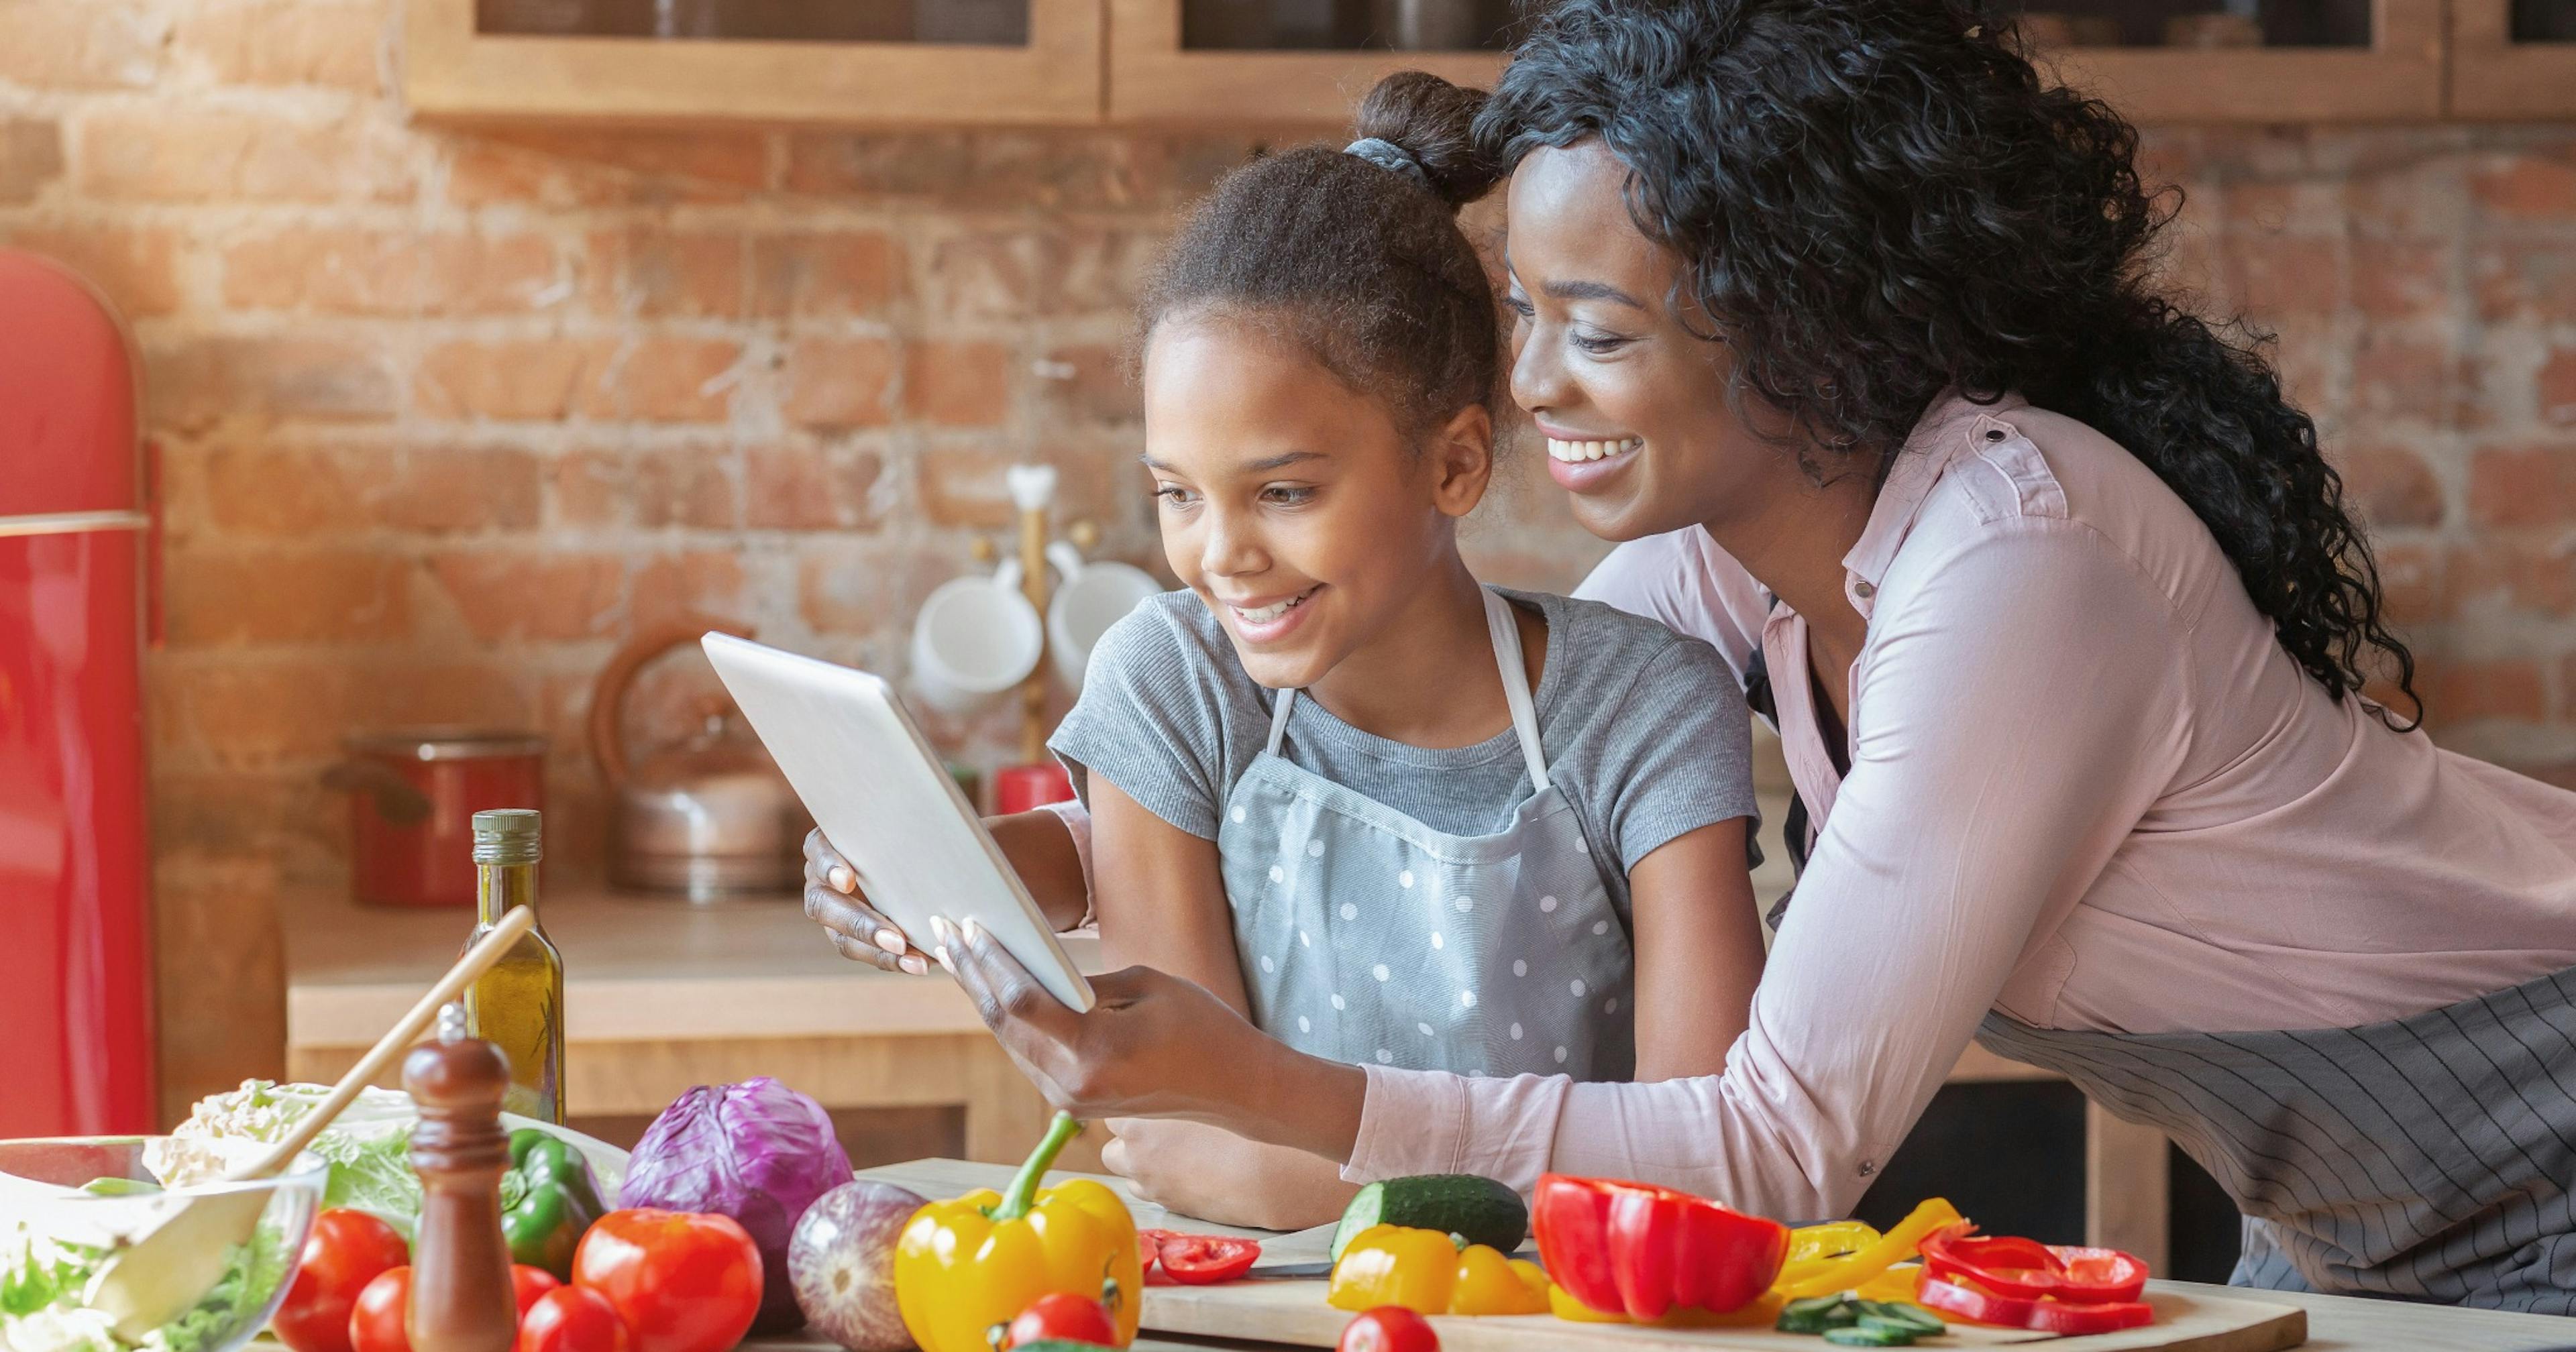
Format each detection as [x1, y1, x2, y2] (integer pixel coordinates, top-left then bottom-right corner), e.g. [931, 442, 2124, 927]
[1505, 140, 1783, 541]
[1142, 311, 1492, 691]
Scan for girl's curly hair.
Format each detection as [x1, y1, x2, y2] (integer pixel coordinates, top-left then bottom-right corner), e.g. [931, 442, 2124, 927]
[1450, 0, 2418, 722]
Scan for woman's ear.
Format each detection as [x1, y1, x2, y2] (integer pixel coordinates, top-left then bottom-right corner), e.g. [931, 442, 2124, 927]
[1426, 404, 1497, 519]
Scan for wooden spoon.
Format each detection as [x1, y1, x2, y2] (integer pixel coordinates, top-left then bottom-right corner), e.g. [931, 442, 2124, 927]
[87, 907, 539, 1339]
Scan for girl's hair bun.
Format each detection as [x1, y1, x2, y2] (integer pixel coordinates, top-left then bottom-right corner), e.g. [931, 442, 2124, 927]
[1353, 70, 1503, 211]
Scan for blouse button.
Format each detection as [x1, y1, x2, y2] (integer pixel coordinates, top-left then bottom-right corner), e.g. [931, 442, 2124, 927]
[1853, 581, 1876, 600]
[1984, 427, 2008, 442]
[1857, 1159, 1878, 1178]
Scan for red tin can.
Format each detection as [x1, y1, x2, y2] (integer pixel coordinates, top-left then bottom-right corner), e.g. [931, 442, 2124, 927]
[991, 762, 1074, 815]
[334, 728, 546, 908]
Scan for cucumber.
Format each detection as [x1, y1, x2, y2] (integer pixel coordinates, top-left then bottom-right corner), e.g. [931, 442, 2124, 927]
[1824, 1325, 1915, 1347]
[1328, 1174, 1528, 1261]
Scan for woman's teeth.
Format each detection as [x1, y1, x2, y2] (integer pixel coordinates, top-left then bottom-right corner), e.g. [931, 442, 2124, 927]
[1233, 589, 1316, 624]
[1546, 437, 1643, 463]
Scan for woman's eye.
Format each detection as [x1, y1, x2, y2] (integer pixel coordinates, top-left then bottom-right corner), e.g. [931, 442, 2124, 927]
[1572, 329, 1631, 355]
[1503, 293, 1535, 319]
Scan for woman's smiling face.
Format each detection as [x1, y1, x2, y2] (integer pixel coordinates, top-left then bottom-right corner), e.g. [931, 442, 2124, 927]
[1505, 140, 1778, 541]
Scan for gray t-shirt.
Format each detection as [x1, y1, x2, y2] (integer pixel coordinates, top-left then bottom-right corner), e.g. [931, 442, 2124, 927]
[1050, 586, 1759, 917]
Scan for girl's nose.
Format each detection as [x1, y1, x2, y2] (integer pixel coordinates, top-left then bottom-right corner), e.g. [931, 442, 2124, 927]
[1198, 505, 1265, 578]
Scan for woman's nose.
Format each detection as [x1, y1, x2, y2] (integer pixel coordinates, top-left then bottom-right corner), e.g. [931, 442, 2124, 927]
[1509, 327, 1570, 417]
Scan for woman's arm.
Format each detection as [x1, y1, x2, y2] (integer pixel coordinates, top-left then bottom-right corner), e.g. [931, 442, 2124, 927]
[1625, 818, 1764, 1081]
[1089, 776, 1362, 1229]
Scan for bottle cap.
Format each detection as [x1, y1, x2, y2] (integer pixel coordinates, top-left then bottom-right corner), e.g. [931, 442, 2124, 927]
[472, 808, 543, 865]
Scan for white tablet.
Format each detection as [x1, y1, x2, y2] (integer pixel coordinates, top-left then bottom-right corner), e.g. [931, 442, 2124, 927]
[702, 632, 1095, 1012]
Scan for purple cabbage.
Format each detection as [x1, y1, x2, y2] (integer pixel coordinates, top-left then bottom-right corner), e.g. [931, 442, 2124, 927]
[621, 1077, 855, 1333]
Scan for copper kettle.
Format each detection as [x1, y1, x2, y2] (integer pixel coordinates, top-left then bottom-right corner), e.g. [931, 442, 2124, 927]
[589, 618, 809, 901]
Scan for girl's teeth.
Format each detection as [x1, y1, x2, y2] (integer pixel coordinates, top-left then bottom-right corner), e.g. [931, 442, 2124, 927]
[1234, 589, 1311, 624]
[1547, 437, 1642, 462]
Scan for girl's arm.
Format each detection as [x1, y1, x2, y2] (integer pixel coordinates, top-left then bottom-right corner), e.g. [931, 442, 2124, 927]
[1089, 775, 1362, 1229]
[1625, 817, 1764, 1081]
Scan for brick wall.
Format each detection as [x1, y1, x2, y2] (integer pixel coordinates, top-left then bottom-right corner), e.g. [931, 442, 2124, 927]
[3, 1, 2571, 1120]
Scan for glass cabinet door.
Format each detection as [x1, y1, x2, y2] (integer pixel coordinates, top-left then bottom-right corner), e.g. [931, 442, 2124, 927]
[2021, 0, 2440, 121]
[2000, 0, 2373, 50]
[1111, 0, 1508, 122]
[408, 0, 1099, 124]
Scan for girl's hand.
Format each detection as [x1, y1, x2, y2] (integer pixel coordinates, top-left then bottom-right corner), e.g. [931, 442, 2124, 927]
[1104, 1119, 1358, 1231]
[932, 915, 1368, 1159]
[802, 828, 932, 975]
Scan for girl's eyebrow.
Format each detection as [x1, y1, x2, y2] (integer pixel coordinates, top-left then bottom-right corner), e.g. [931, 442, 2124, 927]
[1140, 450, 1324, 473]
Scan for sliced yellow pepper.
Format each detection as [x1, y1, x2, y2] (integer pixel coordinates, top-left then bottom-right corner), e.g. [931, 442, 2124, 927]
[1854, 1262, 1925, 1304]
[1787, 1220, 1882, 1262]
[1775, 1198, 1963, 1300]
[894, 1113, 1142, 1352]
[1327, 1225, 1550, 1316]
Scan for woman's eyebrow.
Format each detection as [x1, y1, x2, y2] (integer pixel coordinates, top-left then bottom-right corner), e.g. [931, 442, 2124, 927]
[1544, 278, 1647, 308]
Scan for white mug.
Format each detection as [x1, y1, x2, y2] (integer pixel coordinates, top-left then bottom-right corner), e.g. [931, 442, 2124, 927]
[909, 558, 1044, 714]
[1046, 548, 1165, 694]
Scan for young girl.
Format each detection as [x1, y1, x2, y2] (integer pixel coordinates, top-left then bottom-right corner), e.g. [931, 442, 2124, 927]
[1042, 75, 1768, 1227]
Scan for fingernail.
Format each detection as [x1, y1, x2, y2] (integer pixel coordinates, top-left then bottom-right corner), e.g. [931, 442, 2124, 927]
[932, 946, 954, 973]
[961, 917, 983, 944]
[900, 955, 928, 976]
[829, 866, 855, 893]
[929, 915, 955, 944]
[875, 929, 905, 953]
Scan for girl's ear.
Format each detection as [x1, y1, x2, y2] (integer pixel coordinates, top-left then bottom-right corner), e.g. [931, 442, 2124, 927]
[1426, 404, 1496, 520]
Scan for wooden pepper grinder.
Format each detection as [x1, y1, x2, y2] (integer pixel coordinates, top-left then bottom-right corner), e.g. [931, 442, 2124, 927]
[404, 1002, 519, 1352]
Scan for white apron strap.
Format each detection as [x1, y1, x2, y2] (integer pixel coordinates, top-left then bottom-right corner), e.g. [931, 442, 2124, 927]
[1265, 683, 1297, 756]
[1482, 588, 1551, 793]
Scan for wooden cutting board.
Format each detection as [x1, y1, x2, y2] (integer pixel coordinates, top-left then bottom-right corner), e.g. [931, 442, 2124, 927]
[854, 1160, 2305, 1352]
[1140, 1283, 2306, 1352]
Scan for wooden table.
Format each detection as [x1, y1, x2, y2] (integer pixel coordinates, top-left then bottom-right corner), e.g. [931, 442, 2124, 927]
[281, 885, 2168, 1259]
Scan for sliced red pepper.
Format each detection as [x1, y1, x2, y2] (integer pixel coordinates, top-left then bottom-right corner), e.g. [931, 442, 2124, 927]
[1152, 1233, 1261, 1285]
[1919, 1225, 2147, 1304]
[1136, 1229, 1175, 1286]
[1530, 1174, 1788, 1320]
[1917, 1277, 2154, 1335]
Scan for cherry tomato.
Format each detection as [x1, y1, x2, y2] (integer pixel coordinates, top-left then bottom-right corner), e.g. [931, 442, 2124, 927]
[517, 1286, 632, 1352]
[273, 1210, 409, 1352]
[1338, 1306, 1439, 1352]
[1004, 1292, 1118, 1348]
[1154, 1233, 1261, 1285]
[571, 1209, 762, 1352]
[511, 1265, 563, 1318]
[347, 1266, 413, 1352]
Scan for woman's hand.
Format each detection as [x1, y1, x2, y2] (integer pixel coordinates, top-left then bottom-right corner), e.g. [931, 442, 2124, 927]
[802, 828, 931, 974]
[933, 915, 1368, 1159]
[1104, 1119, 1358, 1231]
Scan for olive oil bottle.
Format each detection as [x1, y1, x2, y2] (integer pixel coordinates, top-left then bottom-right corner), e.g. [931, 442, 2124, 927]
[462, 808, 565, 1123]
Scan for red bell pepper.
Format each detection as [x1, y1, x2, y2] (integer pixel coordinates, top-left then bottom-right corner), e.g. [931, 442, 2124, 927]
[1919, 1226, 2147, 1304]
[1917, 1276, 2153, 1335]
[1529, 1174, 1789, 1320]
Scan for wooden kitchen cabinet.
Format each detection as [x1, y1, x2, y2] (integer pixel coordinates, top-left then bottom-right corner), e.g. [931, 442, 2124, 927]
[2448, 0, 2576, 117]
[2019, 0, 2443, 123]
[1106, 0, 1507, 124]
[402, 0, 1104, 126]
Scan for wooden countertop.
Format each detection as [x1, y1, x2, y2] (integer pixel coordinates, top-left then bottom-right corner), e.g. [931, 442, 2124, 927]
[282, 883, 1103, 1050]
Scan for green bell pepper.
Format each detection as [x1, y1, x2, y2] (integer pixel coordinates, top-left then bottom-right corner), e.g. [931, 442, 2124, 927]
[502, 1129, 606, 1279]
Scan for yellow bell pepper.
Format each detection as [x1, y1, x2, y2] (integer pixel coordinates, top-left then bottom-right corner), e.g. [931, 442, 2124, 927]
[895, 1113, 1144, 1352]
[1854, 1263, 1925, 1304]
[1774, 1198, 1962, 1299]
[1787, 1220, 1882, 1262]
[1326, 1225, 1550, 1316]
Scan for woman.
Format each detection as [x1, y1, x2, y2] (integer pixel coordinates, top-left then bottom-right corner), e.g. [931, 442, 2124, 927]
[812, 0, 2576, 1310]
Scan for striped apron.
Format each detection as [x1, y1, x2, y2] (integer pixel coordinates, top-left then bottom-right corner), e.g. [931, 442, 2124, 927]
[1739, 604, 2576, 1313]
[1976, 977, 2576, 1313]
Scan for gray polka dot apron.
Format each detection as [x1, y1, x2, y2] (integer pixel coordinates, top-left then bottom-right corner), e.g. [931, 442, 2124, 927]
[1216, 586, 1635, 1081]
[1747, 600, 2576, 1312]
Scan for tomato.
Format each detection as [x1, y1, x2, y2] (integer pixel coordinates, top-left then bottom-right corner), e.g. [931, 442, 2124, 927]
[347, 1266, 412, 1352]
[1003, 1292, 1118, 1348]
[1152, 1233, 1260, 1285]
[571, 1210, 762, 1352]
[517, 1286, 632, 1352]
[273, 1210, 409, 1352]
[1336, 1306, 1439, 1352]
[512, 1265, 563, 1318]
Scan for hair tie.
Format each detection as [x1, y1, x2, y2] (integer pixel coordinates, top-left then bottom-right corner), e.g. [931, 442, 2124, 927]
[1345, 137, 1432, 190]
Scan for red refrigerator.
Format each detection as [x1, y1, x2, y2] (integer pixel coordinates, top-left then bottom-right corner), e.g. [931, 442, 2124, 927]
[0, 248, 157, 1136]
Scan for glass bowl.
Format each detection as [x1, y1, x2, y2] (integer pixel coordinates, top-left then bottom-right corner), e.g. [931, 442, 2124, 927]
[0, 1135, 327, 1352]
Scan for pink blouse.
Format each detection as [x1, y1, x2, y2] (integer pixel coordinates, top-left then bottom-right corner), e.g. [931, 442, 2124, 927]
[1343, 394, 2576, 1221]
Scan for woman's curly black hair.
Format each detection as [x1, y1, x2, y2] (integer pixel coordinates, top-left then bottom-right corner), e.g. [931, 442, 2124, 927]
[1450, 0, 2418, 722]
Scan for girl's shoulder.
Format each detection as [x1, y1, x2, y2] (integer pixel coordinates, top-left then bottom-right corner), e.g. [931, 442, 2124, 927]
[1501, 587, 1749, 719]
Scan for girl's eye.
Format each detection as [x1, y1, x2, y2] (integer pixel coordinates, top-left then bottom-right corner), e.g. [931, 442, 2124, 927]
[1261, 485, 1316, 506]
[1155, 484, 1197, 508]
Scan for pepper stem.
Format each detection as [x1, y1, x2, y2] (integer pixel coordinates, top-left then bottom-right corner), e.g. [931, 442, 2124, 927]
[991, 1111, 1083, 1221]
